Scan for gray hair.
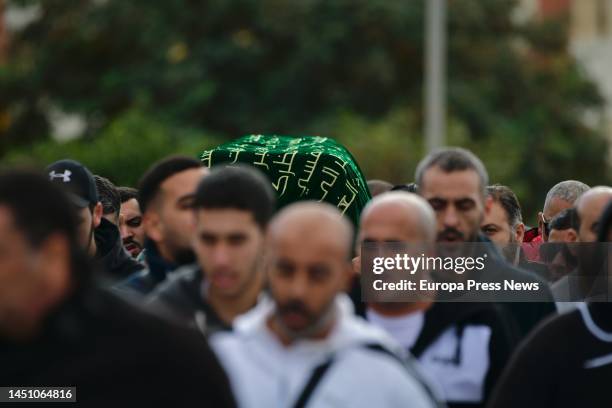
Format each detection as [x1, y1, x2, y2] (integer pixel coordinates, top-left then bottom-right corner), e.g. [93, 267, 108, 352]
[415, 147, 489, 195]
[543, 180, 590, 212]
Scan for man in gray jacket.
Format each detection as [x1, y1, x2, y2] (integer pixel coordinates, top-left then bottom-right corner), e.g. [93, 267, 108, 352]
[147, 165, 275, 333]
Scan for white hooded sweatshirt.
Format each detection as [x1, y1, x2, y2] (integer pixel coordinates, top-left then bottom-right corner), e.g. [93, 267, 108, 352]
[210, 294, 436, 408]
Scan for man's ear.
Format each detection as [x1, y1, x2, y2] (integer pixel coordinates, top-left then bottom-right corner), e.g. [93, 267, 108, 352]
[351, 256, 361, 275]
[566, 228, 578, 243]
[537, 211, 544, 236]
[143, 211, 163, 243]
[515, 222, 525, 243]
[92, 202, 103, 228]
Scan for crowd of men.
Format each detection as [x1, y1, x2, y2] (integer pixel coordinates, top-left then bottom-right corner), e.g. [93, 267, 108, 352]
[1, 146, 612, 407]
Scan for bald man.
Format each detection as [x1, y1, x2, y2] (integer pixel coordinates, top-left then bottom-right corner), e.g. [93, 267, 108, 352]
[357, 192, 517, 408]
[210, 202, 436, 408]
[552, 186, 612, 307]
[576, 186, 612, 243]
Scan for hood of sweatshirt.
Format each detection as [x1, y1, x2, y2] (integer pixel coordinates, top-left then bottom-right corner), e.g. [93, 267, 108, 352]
[232, 293, 405, 358]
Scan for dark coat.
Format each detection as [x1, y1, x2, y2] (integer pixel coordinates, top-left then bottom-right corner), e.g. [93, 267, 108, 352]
[94, 218, 144, 281]
[0, 286, 237, 408]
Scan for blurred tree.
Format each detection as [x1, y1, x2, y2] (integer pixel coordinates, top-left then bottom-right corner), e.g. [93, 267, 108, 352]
[0, 0, 609, 220]
[1, 108, 222, 186]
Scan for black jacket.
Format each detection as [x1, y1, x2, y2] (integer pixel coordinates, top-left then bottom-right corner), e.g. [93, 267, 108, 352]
[410, 301, 518, 408]
[115, 240, 179, 295]
[94, 218, 144, 282]
[0, 285, 237, 408]
[146, 266, 232, 334]
[474, 235, 556, 340]
[489, 302, 612, 408]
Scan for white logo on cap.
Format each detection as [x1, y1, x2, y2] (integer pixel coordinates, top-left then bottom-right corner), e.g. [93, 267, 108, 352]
[49, 170, 72, 182]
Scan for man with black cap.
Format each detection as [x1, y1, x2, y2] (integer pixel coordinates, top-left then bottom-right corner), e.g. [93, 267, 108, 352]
[0, 169, 236, 407]
[47, 159, 144, 282]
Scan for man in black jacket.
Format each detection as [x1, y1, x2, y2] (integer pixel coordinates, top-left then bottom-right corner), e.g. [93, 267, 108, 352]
[414, 147, 556, 339]
[358, 192, 517, 408]
[47, 159, 144, 282]
[0, 170, 236, 407]
[489, 200, 612, 408]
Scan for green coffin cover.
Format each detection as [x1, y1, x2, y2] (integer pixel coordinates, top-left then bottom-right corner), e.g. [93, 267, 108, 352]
[200, 134, 371, 226]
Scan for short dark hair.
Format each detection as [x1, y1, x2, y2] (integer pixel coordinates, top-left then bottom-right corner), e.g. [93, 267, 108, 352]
[94, 175, 120, 216]
[193, 165, 276, 229]
[0, 170, 79, 249]
[138, 156, 202, 213]
[117, 186, 138, 204]
[550, 207, 580, 231]
[415, 147, 489, 194]
[486, 184, 523, 227]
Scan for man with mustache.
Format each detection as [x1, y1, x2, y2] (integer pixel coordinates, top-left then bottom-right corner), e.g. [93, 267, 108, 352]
[117, 187, 145, 258]
[210, 202, 436, 408]
[415, 147, 555, 339]
[146, 165, 274, 333]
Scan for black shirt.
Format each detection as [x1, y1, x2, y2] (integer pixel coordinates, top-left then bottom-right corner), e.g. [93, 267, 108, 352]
[0, 287, 237, 408]
[489, 302, 612, 408]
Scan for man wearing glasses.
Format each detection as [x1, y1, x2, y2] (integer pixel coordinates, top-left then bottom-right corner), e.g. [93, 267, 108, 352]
[538, 180, 590, 242]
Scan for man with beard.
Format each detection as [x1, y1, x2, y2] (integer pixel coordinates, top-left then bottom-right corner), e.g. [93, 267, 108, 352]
[551, 186, 612, 308]
[147, 165, 274, 334]
[359, 192, 517, 408]
[489, 200, 612, 408]
[210, 202, 436, 408]
[47, 160, 144, 282]
[117, 187, 145, 258]
[540, 208, 580, 282]
[0, 170, 236, 407]
[119, 156, 208, 295]
[415, 147, 555, 339]
[482, 185, 549, 279]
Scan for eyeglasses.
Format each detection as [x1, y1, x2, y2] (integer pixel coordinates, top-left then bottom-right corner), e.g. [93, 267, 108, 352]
[540, 213, 551, 237]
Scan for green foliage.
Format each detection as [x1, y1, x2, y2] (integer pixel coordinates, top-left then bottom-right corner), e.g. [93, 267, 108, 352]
[2, 109, 222, 186]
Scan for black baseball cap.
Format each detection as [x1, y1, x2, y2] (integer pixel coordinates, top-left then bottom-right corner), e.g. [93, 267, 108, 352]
[46, 159, 99, 208]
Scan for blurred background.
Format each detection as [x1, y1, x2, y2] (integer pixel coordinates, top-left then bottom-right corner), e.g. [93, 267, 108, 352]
[0, 0, 611, 222]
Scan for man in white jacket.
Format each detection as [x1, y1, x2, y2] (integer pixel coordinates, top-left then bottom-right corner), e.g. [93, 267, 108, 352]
[211, 202, 436, 408]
